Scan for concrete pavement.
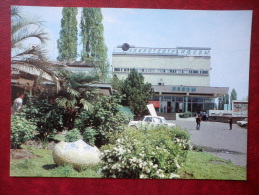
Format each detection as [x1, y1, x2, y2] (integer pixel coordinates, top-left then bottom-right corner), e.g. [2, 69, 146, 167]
[169, 118, 247, 167]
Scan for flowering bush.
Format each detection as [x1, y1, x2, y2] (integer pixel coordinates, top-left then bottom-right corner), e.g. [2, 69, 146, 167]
[11, 113, 37, 149]
[100, 126, 192, 179]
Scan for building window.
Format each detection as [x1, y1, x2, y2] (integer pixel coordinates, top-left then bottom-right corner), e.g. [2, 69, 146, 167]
[114, 68, 121, 72]
[176, 69, 182, 74]
[183, 70, 189, 74]
[201, 70, 209, 75]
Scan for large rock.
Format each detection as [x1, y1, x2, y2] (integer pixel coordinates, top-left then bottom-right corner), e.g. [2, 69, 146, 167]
[52, 139, 100, 170]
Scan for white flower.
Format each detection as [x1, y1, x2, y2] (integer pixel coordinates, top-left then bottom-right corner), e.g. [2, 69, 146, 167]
[140, 174, 145, 179]
[174, 159, 181, 169]
[170, 173, 180, 179]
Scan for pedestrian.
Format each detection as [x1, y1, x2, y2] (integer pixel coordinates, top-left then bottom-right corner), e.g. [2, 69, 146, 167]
[205, 113, 208, 121]
[196, 115, 201, 130]
[228, 117, 233, 130]
[11, 92, 24, 114]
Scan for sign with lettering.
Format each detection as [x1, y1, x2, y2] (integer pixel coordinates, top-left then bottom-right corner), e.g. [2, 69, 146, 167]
[148, 101, 160, 108]
[172, 86, 196, 92]
[114, 47, 210, 57]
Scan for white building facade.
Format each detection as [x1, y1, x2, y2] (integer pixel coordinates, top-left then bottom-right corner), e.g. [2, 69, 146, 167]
[112, 46, 228, 113]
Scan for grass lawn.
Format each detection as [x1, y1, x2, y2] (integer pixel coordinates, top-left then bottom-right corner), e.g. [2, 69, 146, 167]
[178, 151, 246, 180]
[10, 146, 101, 178]
[10, 146, 246, 180]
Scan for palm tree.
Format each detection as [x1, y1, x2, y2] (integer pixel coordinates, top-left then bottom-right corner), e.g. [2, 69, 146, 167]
[54, 69, 99, 129]
[11, 6, 60, 93]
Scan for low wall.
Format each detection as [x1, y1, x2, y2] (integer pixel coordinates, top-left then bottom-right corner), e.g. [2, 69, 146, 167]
[208, 116, 244, 124]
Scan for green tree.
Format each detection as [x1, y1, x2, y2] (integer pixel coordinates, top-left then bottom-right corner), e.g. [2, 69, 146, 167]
[80, 8, 109, 82]
[111, 74, 123, 91]
[218, 94, 229, 110]
[55, 69, 99, 129]
[230, 88, 237, 109]
[121, 69, 154, 117]
[57, 7, 78, 62]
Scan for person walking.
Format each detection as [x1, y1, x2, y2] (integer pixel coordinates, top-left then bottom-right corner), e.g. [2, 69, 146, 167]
[228, 117, 233, 130]
[11, 92, 24, 114]
[196, 115, 201, 130]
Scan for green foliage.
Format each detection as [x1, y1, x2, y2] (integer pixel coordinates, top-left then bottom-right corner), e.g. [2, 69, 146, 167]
[65, 128, 81, 142]
[111, 74, 123, 91]
[80, 8, 109, 82]
[57, 7, 78, 61]
[53, 164, 74, 177]
[11, 113, 36, 149]
[179, 111, 193, 118]
[230, 88, 237, 101]
[192, 145, 204, 152]
[121, 69, 154, 117]
[82, 127, 96, 146]
[23, 98, 64, 138]
[11, 6, 49, 50]
[55, 70, 99, 129]
[75, 94, 130, 146]
[100, 126, 192, 179]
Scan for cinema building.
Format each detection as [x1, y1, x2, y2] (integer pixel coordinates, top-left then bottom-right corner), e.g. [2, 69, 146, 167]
[112, 45, 229, 114]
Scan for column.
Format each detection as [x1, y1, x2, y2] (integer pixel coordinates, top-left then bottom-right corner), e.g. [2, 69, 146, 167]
[185, 96, 188, 112]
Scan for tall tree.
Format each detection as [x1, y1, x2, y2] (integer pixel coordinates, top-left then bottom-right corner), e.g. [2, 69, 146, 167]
[230, 88, 237, 109]
[121, 69, 154, 117]
[80, 8, 109, 82]
[57, 7, 78, 62]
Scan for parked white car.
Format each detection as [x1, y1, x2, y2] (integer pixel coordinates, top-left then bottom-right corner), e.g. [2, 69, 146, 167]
[237, 118, 248, 127]
[128, 115, 176, 129]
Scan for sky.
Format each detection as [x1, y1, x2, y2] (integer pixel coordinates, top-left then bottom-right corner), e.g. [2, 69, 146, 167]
[16, 6, 252, 100]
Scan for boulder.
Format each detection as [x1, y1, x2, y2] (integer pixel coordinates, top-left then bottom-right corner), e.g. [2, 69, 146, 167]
[52, 139, 100, 170]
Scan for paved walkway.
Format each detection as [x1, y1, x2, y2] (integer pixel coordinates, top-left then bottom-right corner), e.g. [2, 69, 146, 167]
[168, 119, 247, 167]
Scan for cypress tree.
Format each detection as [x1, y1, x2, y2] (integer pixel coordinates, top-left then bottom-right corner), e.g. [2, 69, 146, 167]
[57, 7, 78, 62]
[80, 8, 109, 82]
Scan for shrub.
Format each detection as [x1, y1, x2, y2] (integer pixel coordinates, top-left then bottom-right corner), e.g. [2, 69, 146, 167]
[11, 113, 36, 149]
[65, 128, 81, 142]
[180, 111, 193, 118]
[75, 94, 130, 147]
[23, 98, 64, 138]
[82, 127, 96, 146]
[100, 126, 192, 179]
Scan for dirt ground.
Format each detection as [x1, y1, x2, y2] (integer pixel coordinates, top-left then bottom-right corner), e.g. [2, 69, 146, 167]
[10, 139, 57, 160]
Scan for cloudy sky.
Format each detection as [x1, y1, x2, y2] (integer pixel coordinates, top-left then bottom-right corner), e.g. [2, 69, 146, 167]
[16, 6, 252, 100]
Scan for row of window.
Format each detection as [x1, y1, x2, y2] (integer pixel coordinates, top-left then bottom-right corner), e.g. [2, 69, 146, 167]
[113, 68, 209, 75]
[153, 96, 214, 103]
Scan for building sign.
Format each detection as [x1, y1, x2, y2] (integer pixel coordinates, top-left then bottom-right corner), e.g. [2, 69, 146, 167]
[128, 48, 178, 55]
[114, 47, 210, 57]
[177, 48, 210, 56]
[233, 102, 248, 116]
[172, 86, 196, 92]
[148, 101, 160, 108]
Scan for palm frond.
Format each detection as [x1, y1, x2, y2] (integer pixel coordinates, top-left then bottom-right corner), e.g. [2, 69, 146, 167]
[66, 87, 80, 98]
[80, 98, 93, 111]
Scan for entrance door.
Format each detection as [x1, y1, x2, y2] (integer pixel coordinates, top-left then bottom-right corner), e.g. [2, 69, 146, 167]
[167, 102, 171, 113]
[175, 102, 183, 113]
